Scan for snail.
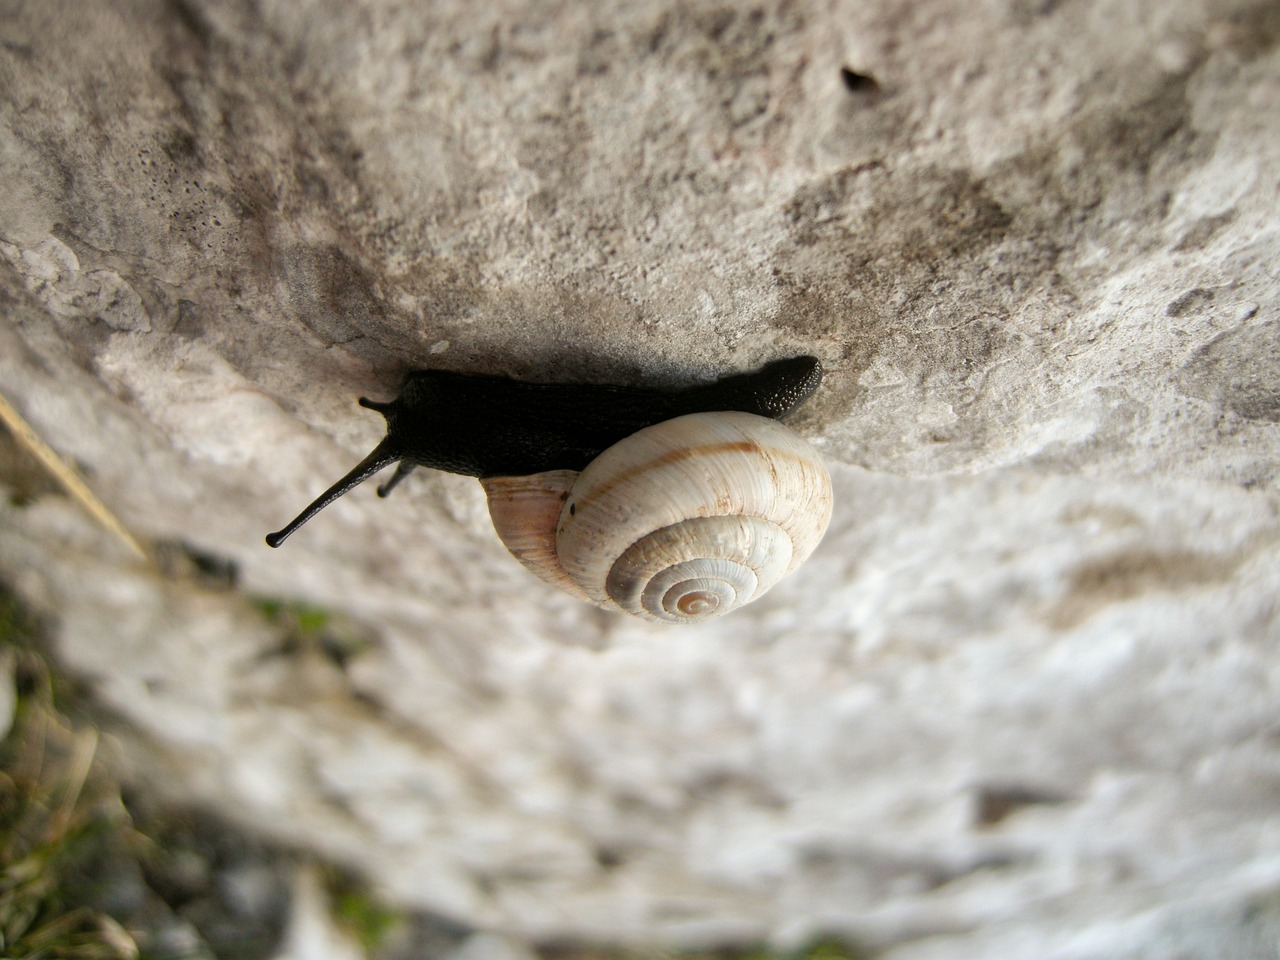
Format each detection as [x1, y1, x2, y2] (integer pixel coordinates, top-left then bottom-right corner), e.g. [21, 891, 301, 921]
[266, 356, 832, 623]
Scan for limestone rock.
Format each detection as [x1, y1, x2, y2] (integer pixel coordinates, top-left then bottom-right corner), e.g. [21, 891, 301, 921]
[2, 0, 1278, 956]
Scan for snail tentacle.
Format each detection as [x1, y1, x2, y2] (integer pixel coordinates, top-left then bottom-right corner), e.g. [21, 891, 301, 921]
[265, 438, 402, 547]
[375, 461, 418, 498]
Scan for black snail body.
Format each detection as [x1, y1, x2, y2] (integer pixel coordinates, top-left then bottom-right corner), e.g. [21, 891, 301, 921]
[265, 355, 822, 546]
[265, 356, 832, 623]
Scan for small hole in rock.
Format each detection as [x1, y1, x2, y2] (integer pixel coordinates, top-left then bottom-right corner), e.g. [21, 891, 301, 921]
[840, 67, 880, 93]
[595, 846, 625, 869]
[974, 784, 1069, 826]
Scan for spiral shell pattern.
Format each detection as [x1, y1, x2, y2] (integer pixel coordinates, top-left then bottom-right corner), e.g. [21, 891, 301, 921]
[555, 411, 832, 623]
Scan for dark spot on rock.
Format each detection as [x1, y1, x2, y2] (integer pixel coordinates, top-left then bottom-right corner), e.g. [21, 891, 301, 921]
[1173, 210, 1237, 252]
[153, 539, 240, 589]
[788, 165, 1012, 263]
[1219, 3, 1280, 59]
[1179, 320, 1280, 421]
[0, 39, 35, 59]
[160, 127, 198, 162]
[165, 0, 214, 48]
[1166, 287, 1216, 317]
[1075, 78, 1197, 178]
[840, 67, 879, 93]
[1008, 0, 1070, 22]
[1046, 549, 1239, 629]
[173, 298, 203, 338]
[594, 846, 625, 869]
[974, 784, 1070, 826]
[283, 244, 381, 345]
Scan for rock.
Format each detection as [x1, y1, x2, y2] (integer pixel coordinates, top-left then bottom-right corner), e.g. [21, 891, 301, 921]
[273, 866, 366, 960]
[444, 933, 538, 960]
[1, 0, 1278, 957]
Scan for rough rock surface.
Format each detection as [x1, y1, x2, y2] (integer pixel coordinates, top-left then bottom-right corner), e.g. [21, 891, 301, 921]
[2, 0, 1279, 956]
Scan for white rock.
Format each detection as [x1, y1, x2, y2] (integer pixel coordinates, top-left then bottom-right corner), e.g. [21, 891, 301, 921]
[273, 866, 366, 960]
[1, 1, 1278, 958]
[444, 933, 538, 960]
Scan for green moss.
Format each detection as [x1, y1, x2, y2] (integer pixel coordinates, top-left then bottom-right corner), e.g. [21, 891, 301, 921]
[330, 879, 404, 952]
[0, 590, 36, 649]
[250, 597, 325, 629]
[250, 597, 372, 666]
[781, 941, 866, 960]
[0, 647, 138, 958]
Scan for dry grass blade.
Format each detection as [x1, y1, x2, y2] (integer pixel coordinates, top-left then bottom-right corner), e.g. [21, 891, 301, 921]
[0, 652, 137, 959]
[0, 391, 146, 560]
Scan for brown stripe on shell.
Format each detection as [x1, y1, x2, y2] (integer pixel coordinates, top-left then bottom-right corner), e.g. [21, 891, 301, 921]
[561, 440, 825, 533]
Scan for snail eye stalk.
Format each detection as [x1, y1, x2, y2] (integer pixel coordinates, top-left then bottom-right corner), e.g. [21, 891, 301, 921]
[375, 462, 418, 498]
[265, 439, 401, 548]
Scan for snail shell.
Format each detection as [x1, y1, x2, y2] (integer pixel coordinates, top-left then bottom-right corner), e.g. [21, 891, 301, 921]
[482, 411, 832, 624]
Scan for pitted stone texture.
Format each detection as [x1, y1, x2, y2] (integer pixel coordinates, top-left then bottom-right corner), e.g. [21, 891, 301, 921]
[2, 1, 1279, 957]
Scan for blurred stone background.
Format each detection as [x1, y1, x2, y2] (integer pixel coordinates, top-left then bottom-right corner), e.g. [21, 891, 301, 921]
[1, 0, 1279, 957]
